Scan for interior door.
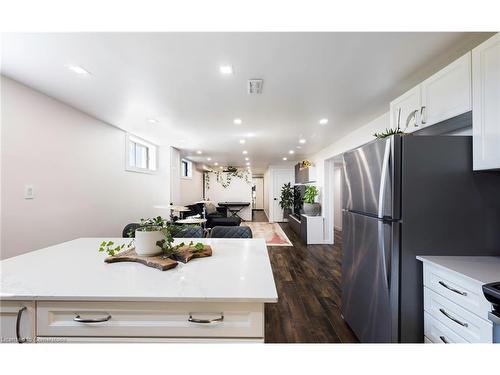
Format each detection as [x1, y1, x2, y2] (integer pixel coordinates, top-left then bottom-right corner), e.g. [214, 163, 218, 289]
[341, 211, 392, 343]
[272, 170, 293, 222]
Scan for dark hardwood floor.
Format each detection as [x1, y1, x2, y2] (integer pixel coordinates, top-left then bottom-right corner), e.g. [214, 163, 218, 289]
[258, 214, 358, 343]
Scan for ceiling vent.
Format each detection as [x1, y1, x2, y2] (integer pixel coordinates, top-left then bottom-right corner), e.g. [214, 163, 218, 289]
[247, 79, 263, 94]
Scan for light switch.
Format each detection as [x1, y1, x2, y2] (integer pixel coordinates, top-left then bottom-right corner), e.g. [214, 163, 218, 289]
[24, 185, 34, 199]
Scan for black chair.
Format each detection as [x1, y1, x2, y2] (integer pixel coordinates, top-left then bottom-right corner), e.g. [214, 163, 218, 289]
[122, 223, 141, 238]
[209, 226, 253, 238]
[169, 225, 204, 238]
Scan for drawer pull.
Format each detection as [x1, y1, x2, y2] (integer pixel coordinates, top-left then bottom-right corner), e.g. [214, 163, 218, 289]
[439, 335, 449, 344]
[188, 313, 224, 324]
[16, 306, 27, 344]
[73, 314, 111, 323]
[438, 281, 467, 296]
[439, 308, 468, 328]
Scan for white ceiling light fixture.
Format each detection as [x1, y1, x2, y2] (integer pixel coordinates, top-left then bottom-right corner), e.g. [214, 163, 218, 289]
[289, 150, 295, 154]
[67, 65, 91, 76]
[206, 157, 212, 161]
[219, 166, 223, 169]
[299, 139, 306, 144]
[233, 118, 242, 125]
[282, 157, 287, 161]
[219, 65, 233, 75]
[214, 162, 219, 166]
[196, 150, 202, 155]
[246, 162, 250, 166]
[147, 118, 159, 124]
[242, 150, 248, 155]
[239, 139, 246, 144]
[319, 118, 329, 125]
[244, 157, 249, 161]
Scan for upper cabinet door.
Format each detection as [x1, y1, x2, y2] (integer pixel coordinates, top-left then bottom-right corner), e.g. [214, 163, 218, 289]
[421, 52, 472, 127]
[390, 85, 421, 133]
[472, 33, 500, 171]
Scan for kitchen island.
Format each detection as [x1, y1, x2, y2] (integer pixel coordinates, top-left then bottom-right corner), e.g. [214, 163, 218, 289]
[0, 238, 278, 343]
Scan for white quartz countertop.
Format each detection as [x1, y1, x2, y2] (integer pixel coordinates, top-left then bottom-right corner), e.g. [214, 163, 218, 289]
[0, 238, 278, 303]
[417, 255, 500, 285]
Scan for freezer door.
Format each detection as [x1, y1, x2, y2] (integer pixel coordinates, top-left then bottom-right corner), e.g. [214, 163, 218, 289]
[342, 137, 393, 218]
[342, 210, 393, 343]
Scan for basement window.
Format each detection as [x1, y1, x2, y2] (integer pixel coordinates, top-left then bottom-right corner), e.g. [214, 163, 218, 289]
[126, 134, 157, 173]
[181, 159, 193, 179]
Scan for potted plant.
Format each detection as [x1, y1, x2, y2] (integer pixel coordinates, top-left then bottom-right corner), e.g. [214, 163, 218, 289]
[279, 182, 294, 220]
[303, 185, 321, 216]
[134, 216, 167, 256]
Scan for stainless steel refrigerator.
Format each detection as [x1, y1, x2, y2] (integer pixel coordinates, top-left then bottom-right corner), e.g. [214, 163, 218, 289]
[341, 134, 500, 343]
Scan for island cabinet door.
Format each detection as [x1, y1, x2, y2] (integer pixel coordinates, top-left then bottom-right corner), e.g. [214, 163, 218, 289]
[37, 301, 264, 340]
[0, 301, 35, 344]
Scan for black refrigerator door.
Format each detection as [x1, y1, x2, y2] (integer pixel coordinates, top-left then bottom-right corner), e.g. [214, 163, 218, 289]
[342, 210, 393, 343]
[342, 137, 394, 219]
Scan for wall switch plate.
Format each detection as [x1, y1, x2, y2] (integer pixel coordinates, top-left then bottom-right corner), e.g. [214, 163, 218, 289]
[24, 185, 35, 199]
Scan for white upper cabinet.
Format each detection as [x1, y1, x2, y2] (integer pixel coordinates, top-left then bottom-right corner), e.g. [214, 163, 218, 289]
[390, 53, 472, 134]
[421, 52, 472, 127]
[472, 33, 500, 171]
[390, 85, 421, 132]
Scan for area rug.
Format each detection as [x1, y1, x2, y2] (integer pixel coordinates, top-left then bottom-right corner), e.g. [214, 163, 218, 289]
[241, 222, 293, 247]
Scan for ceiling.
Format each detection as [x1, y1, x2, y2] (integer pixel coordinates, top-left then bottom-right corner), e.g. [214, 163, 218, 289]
[1, 32, 491, 173]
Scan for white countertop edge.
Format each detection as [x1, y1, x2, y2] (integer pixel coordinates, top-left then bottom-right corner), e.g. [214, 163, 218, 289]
[416, 255, 498, 286]
[0, 295, 278, 303]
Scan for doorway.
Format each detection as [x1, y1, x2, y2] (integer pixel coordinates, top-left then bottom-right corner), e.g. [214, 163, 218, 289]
[252, 177, 264, 209]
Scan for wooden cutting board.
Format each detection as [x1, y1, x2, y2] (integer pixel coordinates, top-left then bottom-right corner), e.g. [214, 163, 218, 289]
[104, 245, 212, 271]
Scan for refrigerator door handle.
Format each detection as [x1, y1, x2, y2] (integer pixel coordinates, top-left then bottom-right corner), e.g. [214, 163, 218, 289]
[377, 138, 392, 219]
[378, 221, 390, 290]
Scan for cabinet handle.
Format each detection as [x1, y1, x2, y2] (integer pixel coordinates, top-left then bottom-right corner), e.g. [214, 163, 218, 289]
[73, 314, 112, 323]
[397, 107, 402, 129]
[439, 308, 468, 327]
[438, 281, 467, 296]
[188, 313, 224, 324]
[420, 106, 427, 124]
[439, 335, 449, 344]
[16, 306, 27, 344]
[405, 109, 419, 130]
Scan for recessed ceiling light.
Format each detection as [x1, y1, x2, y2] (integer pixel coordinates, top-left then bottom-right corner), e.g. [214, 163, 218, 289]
[239, 139, 246, 144]
[242, 150, 248, 155]
[233, 118, 242, 125]
[246, 162, 250, 166]
[214, 162, 219, 166]
[282, 157, 287, 161]
[245, 157, 249, 161]
[319, 118, 329, 125]
[299, 139, 306, 144]
[206, 157, 212, 161]
[219, 166, 223, 169]
[67, 65, 91, 76]
[245, 132, 255, 138]
[219, 65, 233, 75]
[289, 150, 295, 154]
[196, 150, 202, 155]
[147, 118, 159, 124]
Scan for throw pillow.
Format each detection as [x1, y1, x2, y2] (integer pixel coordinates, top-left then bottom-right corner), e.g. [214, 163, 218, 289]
[205, 202, 217, 215]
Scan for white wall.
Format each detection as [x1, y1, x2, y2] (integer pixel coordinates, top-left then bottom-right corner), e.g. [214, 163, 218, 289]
[179, 162, 204, 206]
[204, 171, 253, 221]
[333, 166, 343, 231]
[263, 169, 270, 218]
[0, 76, 171, 259]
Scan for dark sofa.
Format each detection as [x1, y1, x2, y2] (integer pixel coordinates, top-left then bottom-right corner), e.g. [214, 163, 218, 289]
[185, 203, 241, 228]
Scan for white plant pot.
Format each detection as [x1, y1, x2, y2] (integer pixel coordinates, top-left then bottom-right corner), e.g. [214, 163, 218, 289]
[134, 229, 164, 256]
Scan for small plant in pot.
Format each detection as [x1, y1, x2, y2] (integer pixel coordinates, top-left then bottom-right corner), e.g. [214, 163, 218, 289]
[303, 185, 321, 216]
[134, 216, 168, 256]
[279, 182, 294, 221]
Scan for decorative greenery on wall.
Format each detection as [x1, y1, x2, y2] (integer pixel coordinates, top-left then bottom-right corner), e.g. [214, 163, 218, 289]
[204, 168, 252, 190]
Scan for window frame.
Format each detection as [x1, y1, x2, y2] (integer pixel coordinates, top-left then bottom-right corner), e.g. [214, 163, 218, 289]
[125, 134, 158, 174]
[181, 158, 193, 179]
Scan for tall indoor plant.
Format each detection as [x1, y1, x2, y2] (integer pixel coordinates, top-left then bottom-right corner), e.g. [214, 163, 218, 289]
[303, 185, 321, 216]
[279, 182, 294, 220]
